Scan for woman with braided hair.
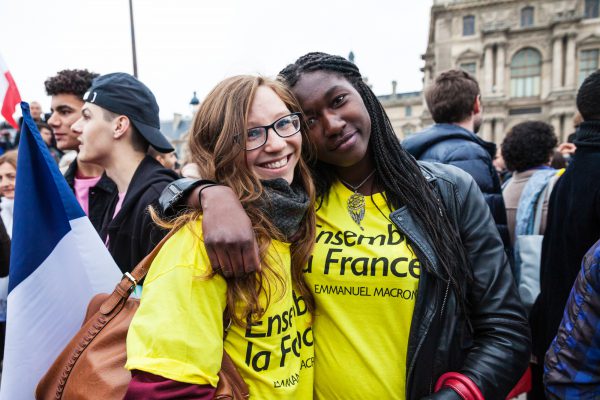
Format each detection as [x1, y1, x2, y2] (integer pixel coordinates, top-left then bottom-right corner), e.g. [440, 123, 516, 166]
[162, 53, 530, 399]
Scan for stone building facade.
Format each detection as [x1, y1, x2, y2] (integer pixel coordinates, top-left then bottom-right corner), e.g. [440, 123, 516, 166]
[381, 0, 600, 143]
[377, 89, 424, 137]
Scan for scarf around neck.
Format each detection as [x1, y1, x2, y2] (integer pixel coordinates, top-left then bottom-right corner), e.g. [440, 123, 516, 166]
[575, 121, 600, 148]
[260, 178, 310, 241]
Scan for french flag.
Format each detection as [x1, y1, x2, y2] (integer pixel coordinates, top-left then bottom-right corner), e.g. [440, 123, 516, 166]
[0, 103, 121, 399]
[0, 55, 21, 129]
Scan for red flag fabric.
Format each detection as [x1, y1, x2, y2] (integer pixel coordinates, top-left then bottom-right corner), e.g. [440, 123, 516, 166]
[0, 55, 22, 129]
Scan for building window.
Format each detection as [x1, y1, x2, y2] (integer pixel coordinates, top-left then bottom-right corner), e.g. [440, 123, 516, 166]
[463, 15, 475, 36]
[521, 6, 534, 27]
[509, 107, 542, 115]
[405, 106, 412, 117]
[585, 0, 599, 18]
[510, 48, 542, 97]
[460, 62, 477, 76]
[579, 49, 599, 85]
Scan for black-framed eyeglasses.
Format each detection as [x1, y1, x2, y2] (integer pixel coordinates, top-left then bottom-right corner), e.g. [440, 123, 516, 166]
[242, 112, 302, 151]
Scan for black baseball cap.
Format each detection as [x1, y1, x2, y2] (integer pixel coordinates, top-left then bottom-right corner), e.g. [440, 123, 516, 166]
[83, 73, 174, 153]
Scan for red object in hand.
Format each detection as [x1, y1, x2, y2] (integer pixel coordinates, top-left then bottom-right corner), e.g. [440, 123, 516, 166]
[434, 372, 484, 400]
[506, 367, 532, 399]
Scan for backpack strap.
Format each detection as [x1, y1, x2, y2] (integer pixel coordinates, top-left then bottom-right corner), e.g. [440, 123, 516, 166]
[531, 184, 546, 235]
[501, 177, 513, 191]
[531, 172, 560, 235]
[515, 169, 557, 236]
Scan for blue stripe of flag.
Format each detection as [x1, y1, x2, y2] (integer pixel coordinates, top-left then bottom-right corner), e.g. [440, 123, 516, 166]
[8, 102, 85, 292]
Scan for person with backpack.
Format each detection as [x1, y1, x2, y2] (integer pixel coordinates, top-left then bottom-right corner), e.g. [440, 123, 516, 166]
[501, 121, 562, 323]
[501, 121, 558, 248]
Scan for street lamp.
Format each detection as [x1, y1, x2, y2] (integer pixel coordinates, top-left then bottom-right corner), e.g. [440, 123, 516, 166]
[129, 0, 138, 77]
[348, 51, 355, 63]
[189, 91, 200, 115]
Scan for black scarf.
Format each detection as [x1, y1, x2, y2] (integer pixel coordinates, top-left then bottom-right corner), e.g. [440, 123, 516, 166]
[261, 179, 310, 240]
[575, 121, 600, 148]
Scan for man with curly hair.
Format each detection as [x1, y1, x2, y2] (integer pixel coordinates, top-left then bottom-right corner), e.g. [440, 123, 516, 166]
[501, 121, 558, 246]
[45, 69, 116, 232]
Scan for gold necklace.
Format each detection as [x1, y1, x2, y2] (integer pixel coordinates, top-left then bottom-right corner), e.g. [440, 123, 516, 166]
[338, 170, 376, 230]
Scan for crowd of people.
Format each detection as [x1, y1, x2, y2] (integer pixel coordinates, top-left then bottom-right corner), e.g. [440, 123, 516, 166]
[0, 51, 599, 399]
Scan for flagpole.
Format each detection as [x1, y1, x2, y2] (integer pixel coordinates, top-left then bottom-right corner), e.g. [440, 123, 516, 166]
[129, 0, 138, 78]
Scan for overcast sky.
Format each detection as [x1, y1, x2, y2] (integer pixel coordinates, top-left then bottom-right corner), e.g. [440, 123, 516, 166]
[0, 0, 433, 120]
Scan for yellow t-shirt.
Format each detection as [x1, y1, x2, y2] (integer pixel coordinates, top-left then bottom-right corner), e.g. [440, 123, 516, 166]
[305, 180, 420, 399]
[126, 220, 314, 399]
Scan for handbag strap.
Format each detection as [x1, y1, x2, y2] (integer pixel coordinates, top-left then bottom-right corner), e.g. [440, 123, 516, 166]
[130, 228, 178, 283]
[99, 228, 177, 315]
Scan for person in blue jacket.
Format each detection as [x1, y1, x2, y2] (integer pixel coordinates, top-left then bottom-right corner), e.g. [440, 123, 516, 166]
[402, 69, 510, 250]
[544, 238, 600, 399]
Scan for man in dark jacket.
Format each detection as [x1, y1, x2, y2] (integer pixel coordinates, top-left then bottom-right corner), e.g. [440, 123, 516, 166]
[402, 69, 510, 249]
[44, 69, 117, 232]
[530, 70, 600, 398]
[72, 73, 177, 273]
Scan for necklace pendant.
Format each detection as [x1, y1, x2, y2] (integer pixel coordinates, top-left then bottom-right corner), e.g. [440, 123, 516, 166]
[347, 191, 366, 230]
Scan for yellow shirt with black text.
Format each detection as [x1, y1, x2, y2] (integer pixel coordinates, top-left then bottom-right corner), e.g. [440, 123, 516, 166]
[126, 219, 314, 399]
[305, 180, 420, 399]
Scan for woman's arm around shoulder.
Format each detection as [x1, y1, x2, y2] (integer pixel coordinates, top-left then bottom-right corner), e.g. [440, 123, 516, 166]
[158, 178, 260, 277]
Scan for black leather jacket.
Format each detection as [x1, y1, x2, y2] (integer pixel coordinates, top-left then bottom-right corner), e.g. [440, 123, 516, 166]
[404, 162, 530, 399]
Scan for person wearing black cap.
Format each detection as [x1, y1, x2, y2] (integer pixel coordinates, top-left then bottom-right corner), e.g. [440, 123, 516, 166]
[72, 72, 178, 273]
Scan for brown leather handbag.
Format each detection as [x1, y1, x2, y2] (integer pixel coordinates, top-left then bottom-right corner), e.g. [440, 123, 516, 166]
[36, 231, 249, 400]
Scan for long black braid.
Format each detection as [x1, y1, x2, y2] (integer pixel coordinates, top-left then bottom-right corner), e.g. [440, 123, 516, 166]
[279, 52, 473, 305]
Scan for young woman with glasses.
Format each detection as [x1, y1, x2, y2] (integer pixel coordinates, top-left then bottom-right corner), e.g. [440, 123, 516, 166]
[163, 53, 530, 399]
[125, 75, 316, 399]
